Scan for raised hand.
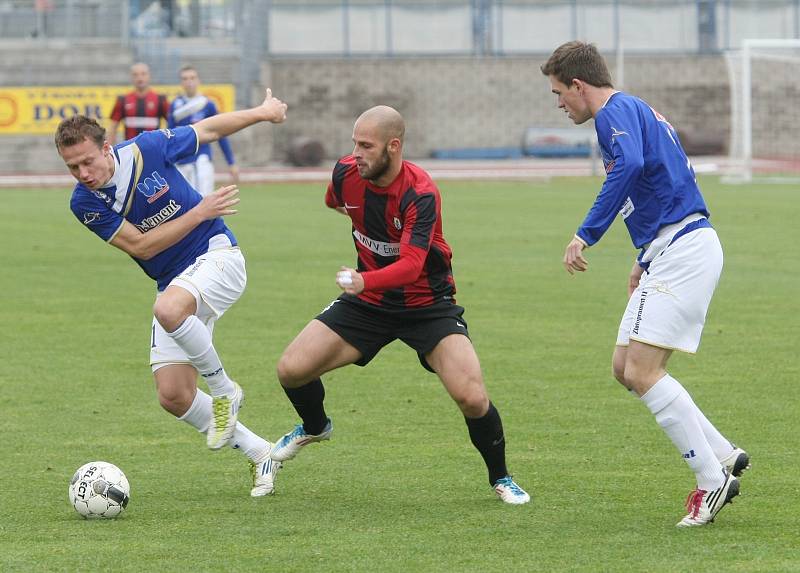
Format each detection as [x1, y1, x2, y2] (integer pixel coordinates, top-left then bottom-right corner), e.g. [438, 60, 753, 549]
[262, 88, 288, 124]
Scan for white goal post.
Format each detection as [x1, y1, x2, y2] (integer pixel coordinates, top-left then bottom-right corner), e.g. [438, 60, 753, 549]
[727, 38, 800, 183]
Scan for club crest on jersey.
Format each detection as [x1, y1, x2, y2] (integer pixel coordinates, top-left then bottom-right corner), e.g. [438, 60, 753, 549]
[83, 212, 101, 225]
[393, 217, 402, 230]
[137, 170, 170, 204]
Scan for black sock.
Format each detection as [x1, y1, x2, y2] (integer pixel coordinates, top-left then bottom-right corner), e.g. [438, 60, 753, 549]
[464, 402, 508, 486]
[283, 378, 328, 435]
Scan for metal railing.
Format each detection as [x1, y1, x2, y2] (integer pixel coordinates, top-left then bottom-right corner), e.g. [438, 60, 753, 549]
[1, 0, 799, 54]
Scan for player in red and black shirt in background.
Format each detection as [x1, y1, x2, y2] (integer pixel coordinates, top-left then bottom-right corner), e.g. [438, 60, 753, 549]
[269, 106, 530, 505]
[108, 62, 169, 144]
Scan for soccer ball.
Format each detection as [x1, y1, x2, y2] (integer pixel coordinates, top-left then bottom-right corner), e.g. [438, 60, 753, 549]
[69, 461, 130, 519]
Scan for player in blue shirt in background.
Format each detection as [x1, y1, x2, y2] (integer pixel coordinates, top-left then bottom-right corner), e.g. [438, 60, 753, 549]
[169, 65, 239, 197]
[55, 89, 287, 497]
[541, 41, 749, 527]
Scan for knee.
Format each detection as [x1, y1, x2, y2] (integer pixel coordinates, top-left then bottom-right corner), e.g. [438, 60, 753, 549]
[157, 383, 194, 417]
[451, 376, 489, 418]
[153, 298, 190, 333]
[276, 351, 305, 388]
[621, 363, 658, 396]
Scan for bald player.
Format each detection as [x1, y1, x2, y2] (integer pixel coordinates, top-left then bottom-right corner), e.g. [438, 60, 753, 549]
[108, 62, 170, 145]
[269, 106, 530, 505]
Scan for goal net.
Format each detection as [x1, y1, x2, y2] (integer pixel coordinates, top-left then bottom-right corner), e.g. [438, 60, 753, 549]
[726, 39, 800, 183]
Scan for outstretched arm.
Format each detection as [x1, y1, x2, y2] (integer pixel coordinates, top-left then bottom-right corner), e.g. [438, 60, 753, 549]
[192, 88, 287, 145]
[110, 185, 240, 260]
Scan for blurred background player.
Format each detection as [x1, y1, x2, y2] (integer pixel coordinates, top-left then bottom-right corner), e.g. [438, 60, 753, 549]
[55, 89, 288, 497]
[108, 62, 170, 145]
[169, 65, 239, 197]
[541, 41, 749, 527]
[269, 105, 530, 505]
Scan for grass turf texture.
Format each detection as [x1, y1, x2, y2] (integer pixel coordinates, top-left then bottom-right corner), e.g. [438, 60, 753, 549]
[1, 177, 797, 572]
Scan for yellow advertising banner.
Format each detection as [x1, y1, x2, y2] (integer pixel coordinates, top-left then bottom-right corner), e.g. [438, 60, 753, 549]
[0, 84, 235, 135]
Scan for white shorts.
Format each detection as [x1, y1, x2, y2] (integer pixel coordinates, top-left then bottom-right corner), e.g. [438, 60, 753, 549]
[150, 247, 246, 371]
[616, 226, 723, 354]
[177, 154, 215, 197]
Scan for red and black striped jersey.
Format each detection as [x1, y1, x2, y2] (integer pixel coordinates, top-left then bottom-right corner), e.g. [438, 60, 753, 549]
[325, 155, 456, 309]
[110, 90, 169, 140]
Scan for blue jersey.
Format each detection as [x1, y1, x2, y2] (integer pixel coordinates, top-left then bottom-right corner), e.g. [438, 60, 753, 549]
[577, 92, 709, 250]
[168, 95, 235, 166]
[70, 126, 237, 291]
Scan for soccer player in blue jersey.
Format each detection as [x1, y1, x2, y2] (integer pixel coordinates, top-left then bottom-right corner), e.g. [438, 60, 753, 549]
[168, 66, 239, 197]
[55, 89, 287, 497]
[542, 42, 749, 527]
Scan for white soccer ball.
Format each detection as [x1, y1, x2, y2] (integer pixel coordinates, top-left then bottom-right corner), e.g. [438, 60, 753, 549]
[68, 461, 130, 519]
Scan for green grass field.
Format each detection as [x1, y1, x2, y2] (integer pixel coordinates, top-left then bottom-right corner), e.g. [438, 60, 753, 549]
[1, 177, 797, 572]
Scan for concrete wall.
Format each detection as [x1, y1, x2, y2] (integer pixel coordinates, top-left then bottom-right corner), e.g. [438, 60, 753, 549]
[0, 46, 733, 173]
[264, 55, 731, 163]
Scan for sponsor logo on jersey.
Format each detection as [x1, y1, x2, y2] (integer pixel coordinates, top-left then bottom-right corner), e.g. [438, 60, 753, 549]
[135, 199, 181, 232]
[83, 212, 101, 225]
[136, 170, 170, 204]
[393, 217, 402, 230]
[160, 128, 175, 139]
[353, 229, 400, 257]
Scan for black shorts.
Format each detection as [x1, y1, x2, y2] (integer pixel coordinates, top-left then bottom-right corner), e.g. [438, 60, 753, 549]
[315, 295, 470, 373]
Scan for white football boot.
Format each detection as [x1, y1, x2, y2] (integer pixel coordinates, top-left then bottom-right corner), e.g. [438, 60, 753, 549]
[493, 476, 531, 505]
[677, 470, 739, 528]
[207, 382, 243, 450]
[720, 446, 750, 477]
[270, 419, 333, 462]
[249, 445, 282, 497]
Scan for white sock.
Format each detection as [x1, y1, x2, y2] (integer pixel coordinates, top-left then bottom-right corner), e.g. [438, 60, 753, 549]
[178, 388, 212, 433]
[230, 423, 271, 461]
[628, 383, 734, 462]
[689, 397, 735, 461]
[178, 389, 269, 462]
[642, 374, 725, 491]
[166, 316, 235, 397]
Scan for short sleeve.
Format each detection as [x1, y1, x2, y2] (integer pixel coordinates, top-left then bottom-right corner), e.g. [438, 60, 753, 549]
[137, 126, 199, 165]
[70, 189, 124, 243]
